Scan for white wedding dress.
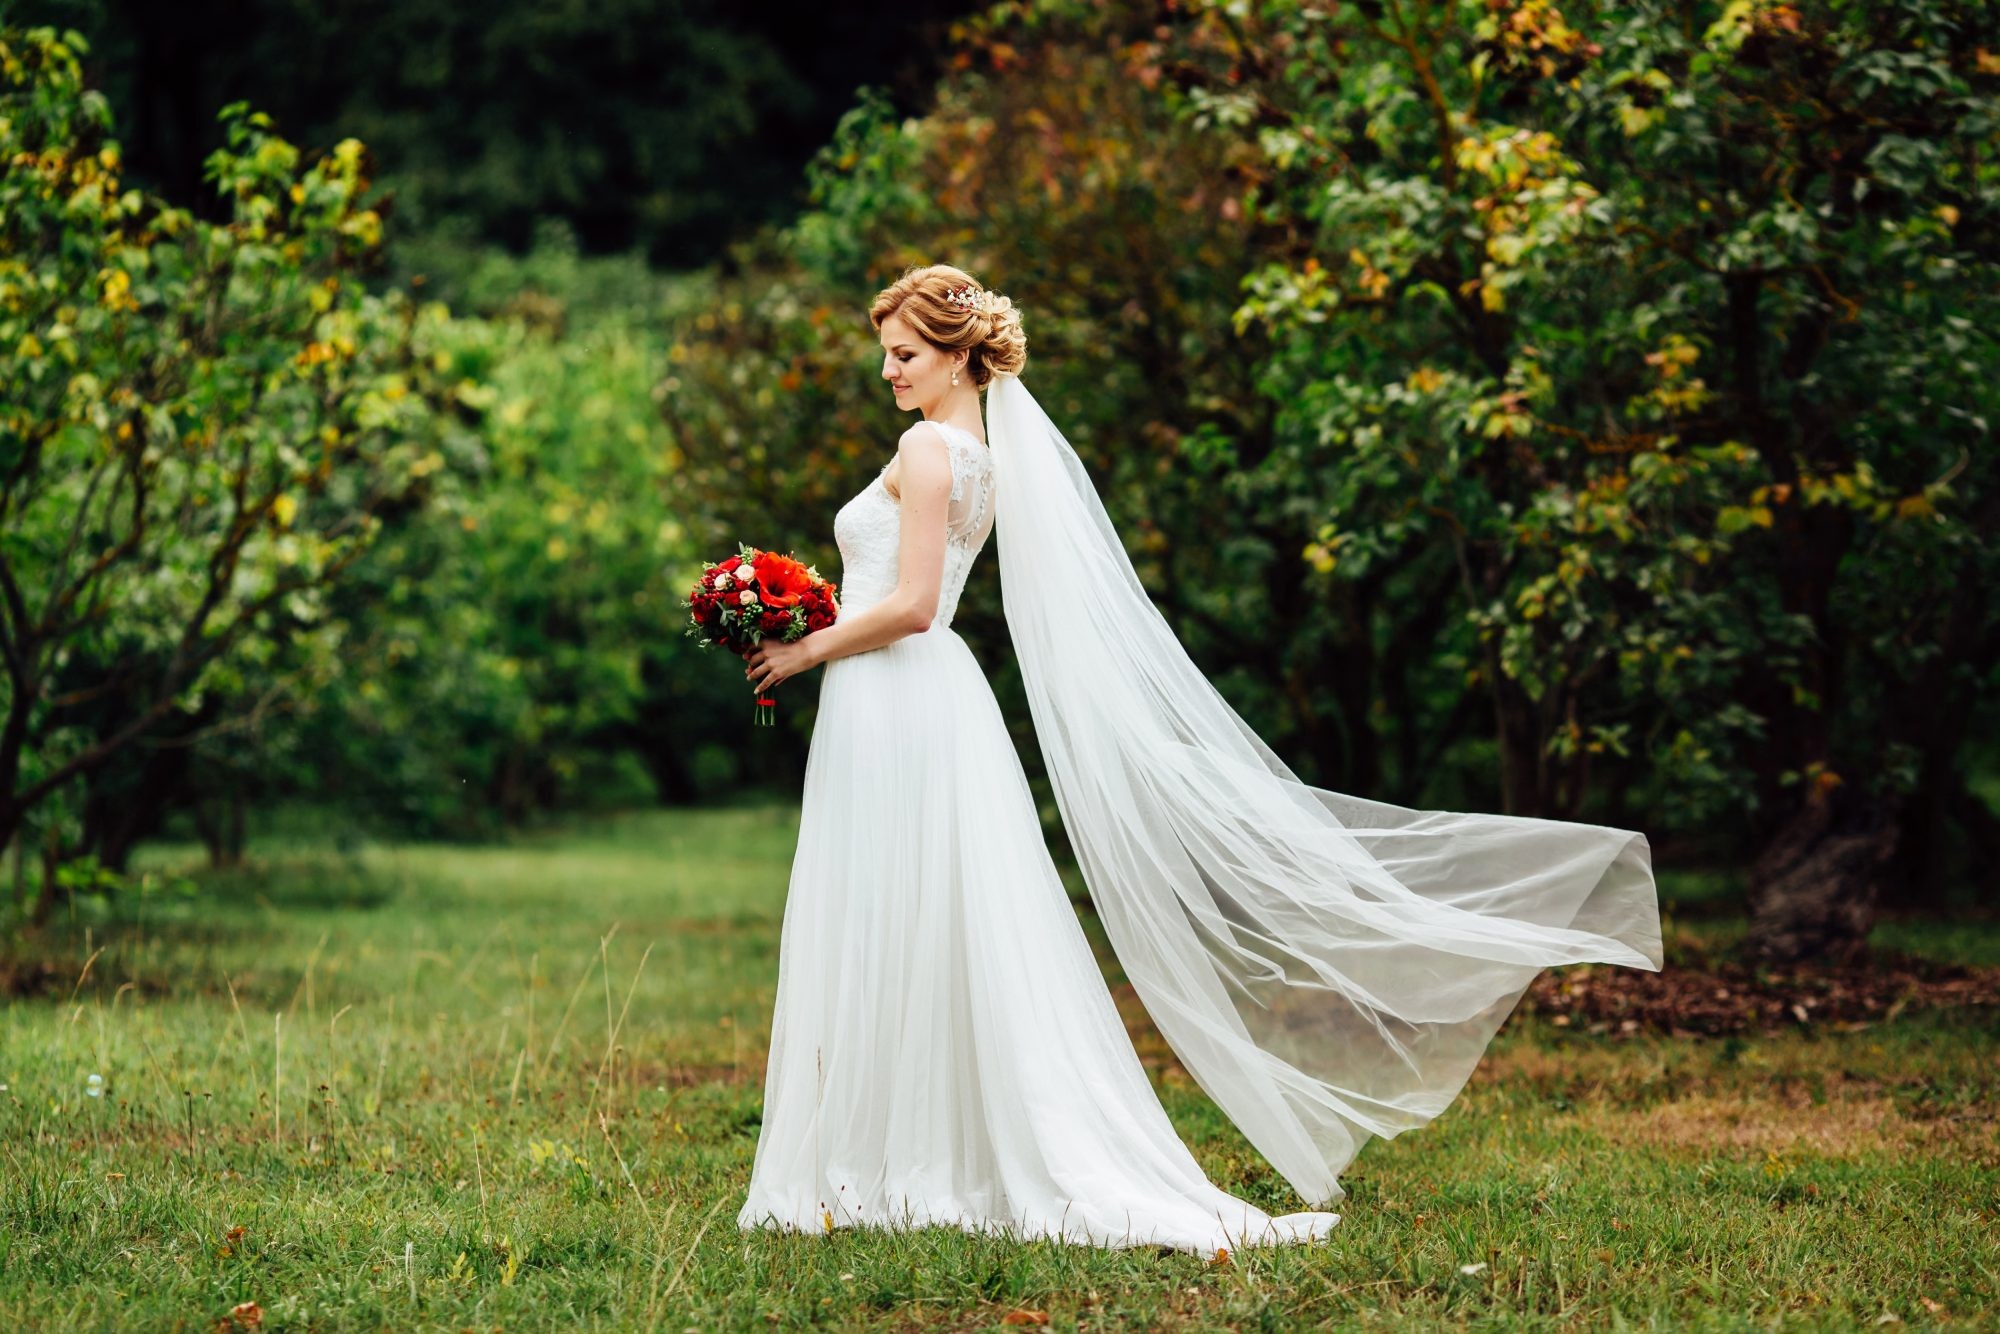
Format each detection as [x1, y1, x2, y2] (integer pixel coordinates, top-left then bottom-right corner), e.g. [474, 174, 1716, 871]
[736, 417, 1341, 1252]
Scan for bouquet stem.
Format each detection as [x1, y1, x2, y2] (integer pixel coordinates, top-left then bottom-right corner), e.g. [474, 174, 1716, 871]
[753, 695, 777, 726]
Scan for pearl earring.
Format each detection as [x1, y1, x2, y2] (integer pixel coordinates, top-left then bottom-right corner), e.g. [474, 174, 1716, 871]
[951, 367, 960, 386]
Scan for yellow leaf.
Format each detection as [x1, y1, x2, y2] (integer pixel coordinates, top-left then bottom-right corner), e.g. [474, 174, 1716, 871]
[271, 494, 297, 528]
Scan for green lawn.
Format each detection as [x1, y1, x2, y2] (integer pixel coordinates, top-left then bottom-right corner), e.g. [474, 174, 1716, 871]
[2, 807, 1995, 1330]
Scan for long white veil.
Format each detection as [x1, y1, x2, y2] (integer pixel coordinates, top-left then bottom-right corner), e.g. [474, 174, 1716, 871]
[987, 372, 1662, 1206]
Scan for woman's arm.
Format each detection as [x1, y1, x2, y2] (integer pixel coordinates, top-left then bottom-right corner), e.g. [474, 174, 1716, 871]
[743, 424, 953, 694]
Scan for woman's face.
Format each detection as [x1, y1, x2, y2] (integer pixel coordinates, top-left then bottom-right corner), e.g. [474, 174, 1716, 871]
[878, 311, 966, 418]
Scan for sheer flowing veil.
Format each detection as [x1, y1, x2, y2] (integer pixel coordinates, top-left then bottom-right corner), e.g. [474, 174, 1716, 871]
[987, 372, 1663, 1207]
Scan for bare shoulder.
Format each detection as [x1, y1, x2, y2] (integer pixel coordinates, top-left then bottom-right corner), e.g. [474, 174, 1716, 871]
[897, 420, 951, 457]
[895, 422, 953, 484]
[883, 421, 951, 501]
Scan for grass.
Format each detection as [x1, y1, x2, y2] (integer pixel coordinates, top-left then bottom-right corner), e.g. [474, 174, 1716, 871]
[1, 806, 1996, 1330]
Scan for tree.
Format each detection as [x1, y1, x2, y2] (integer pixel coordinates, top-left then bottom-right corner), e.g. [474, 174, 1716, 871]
[43, 0, 977, 266]
[0, 27, 475, 917]
[1150, 0, 2000, 957]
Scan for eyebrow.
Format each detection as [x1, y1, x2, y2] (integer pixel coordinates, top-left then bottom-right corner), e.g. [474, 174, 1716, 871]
[881, 342, 918, 352]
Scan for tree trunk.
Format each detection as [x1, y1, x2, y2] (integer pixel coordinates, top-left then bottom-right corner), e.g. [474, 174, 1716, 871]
[30, 824, 63, 929]
[1744, 783, 1900, 964]
[194, 796, 227, 869]
[82, 739, 190, 873]
[1491, 672, 1546, 816]
[224, 788, 247, 866]
[1949, 785, 2000, 910]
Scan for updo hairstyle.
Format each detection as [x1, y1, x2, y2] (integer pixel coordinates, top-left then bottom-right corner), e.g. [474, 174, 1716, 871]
[868, 263, 1027, 387]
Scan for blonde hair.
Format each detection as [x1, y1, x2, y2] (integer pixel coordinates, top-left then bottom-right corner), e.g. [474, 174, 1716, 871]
[869, 263, 1027, 387]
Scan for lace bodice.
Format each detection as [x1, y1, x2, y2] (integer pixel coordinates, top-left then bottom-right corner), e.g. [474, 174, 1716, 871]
[832, 419, 995, 631]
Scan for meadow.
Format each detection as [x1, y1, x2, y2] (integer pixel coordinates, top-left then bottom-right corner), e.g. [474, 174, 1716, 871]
[1, 807, 1994, 1331]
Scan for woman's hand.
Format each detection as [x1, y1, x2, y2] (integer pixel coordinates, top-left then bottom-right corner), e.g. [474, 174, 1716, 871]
[745, 635, 818, 694]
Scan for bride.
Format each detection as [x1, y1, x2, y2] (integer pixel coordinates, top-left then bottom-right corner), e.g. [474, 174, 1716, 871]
[735, 264, 1662, 1253]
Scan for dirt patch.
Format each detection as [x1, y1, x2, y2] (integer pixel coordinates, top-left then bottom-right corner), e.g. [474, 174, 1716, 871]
[1109, 952, 1997, 1059]
[1627, 1090, 1906, 1157]
[625, 1061, 756, 1089]
[0, 953, 175, 1001]
[1522, 951, 2000, 1037]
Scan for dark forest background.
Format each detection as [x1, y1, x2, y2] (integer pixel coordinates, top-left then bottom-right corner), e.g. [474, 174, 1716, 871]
[30, 0, 978, 264]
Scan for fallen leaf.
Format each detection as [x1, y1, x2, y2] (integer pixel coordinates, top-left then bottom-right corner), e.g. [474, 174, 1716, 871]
[1000, 1311, 1050, 1327]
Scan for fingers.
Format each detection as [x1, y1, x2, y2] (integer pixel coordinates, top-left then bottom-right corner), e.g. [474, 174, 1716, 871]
[742, 643, 785, 691]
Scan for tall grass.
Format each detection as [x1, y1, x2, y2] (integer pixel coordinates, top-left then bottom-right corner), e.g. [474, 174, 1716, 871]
[0, 807, 1993, 1329]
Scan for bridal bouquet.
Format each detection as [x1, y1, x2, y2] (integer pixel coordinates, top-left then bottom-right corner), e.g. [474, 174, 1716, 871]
[683, 543, 839, 725]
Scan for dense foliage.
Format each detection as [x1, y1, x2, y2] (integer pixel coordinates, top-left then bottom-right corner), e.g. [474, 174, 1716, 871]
[37, 0, 983, 266]
[655, 0, 2000, 953]
[1144, 0, 2000, 953]
[0, 28, 477, 917]
[6, 2, 1996, 956]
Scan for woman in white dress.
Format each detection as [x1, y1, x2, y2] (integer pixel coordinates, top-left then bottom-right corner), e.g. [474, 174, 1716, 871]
[736, 265, 1661, 1254]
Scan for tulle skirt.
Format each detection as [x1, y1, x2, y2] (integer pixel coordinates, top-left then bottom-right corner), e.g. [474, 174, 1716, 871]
[736, 626, 1338, 1253]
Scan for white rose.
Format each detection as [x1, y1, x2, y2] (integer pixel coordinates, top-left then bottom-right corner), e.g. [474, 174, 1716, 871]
[738, 589, 759, 606]
[714, 570, 733, 589]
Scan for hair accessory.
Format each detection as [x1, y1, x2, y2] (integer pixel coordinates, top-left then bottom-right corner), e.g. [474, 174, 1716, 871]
[944, 284, 991, 314]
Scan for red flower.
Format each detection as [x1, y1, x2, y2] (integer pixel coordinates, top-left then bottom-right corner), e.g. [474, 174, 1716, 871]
[682, 546, 837, 679]
[750, 553, 815, 609]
